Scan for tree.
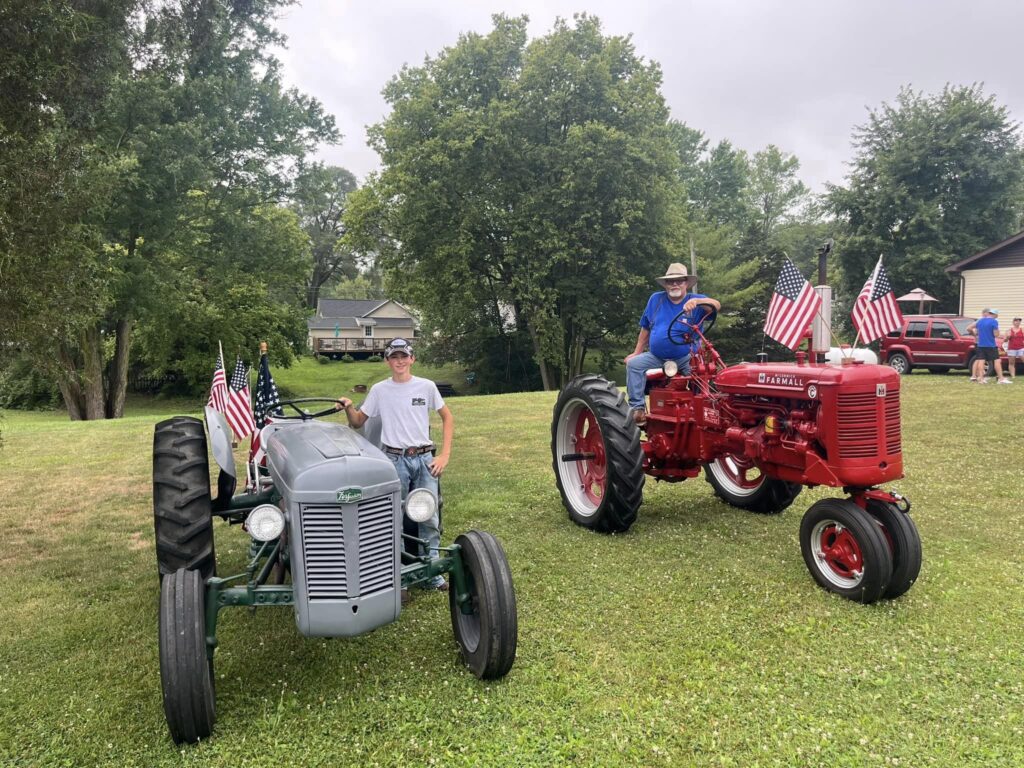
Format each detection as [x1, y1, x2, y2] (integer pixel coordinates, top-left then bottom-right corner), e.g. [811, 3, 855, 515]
[1, 0, 337, 419]
[291, 164, 360, 309]
[748, 145, 809, 241]
[346, 14, 684, 390]
[829, 84, 1024, 309]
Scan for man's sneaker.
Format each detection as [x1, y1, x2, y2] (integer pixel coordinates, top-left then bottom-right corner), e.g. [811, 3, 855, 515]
[428, 576, 448, 592]
[979, 378, 989, 384]
[632, 408, 647, 426]
[999, 378, 1013, 384]
[970, 376, 978, 382]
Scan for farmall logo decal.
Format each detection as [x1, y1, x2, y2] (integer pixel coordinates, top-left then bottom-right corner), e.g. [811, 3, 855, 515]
[877, 383, 887, 397]
[337, 487, 362, 504]
[755, 372, 806, 390]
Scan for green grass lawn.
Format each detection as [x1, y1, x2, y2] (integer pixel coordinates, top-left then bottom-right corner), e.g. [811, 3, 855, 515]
[1, 371, 1022, 767]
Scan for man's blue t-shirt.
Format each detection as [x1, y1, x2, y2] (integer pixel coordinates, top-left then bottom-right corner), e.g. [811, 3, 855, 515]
[976, 316, 999, 348]
[640, 291, 711, 359]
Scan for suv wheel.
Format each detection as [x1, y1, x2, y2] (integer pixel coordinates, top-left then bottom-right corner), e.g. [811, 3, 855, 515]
[887, 352, 911, 375]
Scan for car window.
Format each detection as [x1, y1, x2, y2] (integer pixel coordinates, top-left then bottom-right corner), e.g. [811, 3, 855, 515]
[930, 322, 954, 340]
[886, 328, 902, 338]
[906, 321, 928, 338]
[953, 318, 974, 335]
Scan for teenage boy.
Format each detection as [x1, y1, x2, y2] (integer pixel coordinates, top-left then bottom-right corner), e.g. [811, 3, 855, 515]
[335, 338, 454, 590]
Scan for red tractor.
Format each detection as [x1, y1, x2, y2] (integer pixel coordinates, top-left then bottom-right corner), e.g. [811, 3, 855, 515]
[551, 312, 921, 604]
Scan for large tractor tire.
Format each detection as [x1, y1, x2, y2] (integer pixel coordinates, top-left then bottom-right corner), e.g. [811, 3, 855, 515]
[800, 498, 894, 604]
[159, 567, 216, 744]
[449, 531, 518, 680]
[866, 499, 922, 600]
[153, 417, 216, 580]
[704, 454, 802, 514]
[551, 374, 644, 533]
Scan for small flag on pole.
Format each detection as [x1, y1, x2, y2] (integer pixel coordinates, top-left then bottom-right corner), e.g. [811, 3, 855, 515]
[851, 256, 903, 344]
[249, 348, 284, 468]
[224, 357, 256, 440]
[764, 259, 822, 350]
[207, 342, 228, 412]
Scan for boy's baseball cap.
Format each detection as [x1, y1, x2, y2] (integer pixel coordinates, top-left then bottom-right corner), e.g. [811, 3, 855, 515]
[384, 338, 413, 358]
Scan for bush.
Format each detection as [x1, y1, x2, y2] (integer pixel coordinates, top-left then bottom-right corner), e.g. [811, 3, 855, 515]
[0, 352, 62, 409]
[317, 355, 331, 365]
[367, 354, 383, 363]
[341, 354, 355, 363]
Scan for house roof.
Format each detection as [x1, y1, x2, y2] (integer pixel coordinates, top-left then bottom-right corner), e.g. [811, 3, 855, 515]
[946, 229, 1024, 273]
[308, 316, 415, 331]
[317, 298, 389, 318]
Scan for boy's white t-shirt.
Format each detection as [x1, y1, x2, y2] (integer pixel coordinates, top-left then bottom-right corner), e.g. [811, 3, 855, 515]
[359, 375, 445, 449]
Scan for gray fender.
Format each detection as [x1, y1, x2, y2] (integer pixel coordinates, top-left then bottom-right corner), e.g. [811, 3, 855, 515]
[204, 406, 236, 478]
[357, 414, 383, 449]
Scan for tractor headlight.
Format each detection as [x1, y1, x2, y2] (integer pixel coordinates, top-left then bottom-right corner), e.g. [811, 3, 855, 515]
[247, 504, 285, 541]
[663, 360, 679, 377]
[405, 488, 437, 524]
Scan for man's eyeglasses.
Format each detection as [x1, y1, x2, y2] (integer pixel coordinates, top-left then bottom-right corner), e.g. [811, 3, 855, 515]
[664, 278, 688, 285]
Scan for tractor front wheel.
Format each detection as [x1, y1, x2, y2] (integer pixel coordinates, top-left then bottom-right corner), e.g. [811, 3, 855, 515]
[866, 500, 922, 599]
[800, 498, 893, 604]
[704, 454, 801, 514]
[551, 375, 644, 533]
[159, 568, 215, 744]
[153, 417, 216, 580]
[449, 531, 517, 680]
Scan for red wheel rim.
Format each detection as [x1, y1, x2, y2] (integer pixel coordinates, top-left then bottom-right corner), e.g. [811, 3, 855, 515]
[573, 408, 606, 505]
[715, 454, 763, 490]
[817, 523, 864, 580]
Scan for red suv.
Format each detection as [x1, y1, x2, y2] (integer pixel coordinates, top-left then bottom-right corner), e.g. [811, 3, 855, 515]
[880, 314, 1014, 375]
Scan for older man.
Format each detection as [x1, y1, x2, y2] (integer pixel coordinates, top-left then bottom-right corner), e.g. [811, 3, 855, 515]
[624, 263, 721, 425]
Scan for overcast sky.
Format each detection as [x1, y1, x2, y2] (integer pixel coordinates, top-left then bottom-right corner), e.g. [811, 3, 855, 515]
[274, 0, 1024, 193]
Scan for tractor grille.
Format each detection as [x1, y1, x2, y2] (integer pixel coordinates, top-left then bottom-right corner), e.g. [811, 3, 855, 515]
[301, 506, 348, 600]
[836, 390, 901, 459]
[300, 495, 396, 601]
[356, 496, 396, 595]
[884, 391, 901, 455]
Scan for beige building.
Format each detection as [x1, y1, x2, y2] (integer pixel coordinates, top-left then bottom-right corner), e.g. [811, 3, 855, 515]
[946, 230, 1024, 320]
[307, 299, 419, 358]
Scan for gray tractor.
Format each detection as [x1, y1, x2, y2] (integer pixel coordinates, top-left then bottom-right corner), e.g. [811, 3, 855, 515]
[152, 399, 517, 744]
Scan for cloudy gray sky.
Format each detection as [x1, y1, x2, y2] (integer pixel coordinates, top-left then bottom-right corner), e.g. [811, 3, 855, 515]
[274, 0, 1024, 192]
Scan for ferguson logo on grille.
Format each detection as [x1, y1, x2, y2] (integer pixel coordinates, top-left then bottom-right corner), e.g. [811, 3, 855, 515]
[755, 372, 805, 388]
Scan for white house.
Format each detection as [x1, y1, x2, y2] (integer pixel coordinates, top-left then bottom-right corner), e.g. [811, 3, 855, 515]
[307, 298, 419, 358]
[946, 230, 1024, 319]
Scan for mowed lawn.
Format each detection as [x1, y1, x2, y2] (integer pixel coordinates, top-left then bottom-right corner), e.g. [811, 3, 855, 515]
[1, 370, 1022, 767]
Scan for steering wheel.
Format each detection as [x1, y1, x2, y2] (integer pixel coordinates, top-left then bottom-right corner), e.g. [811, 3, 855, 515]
[667, 306, 718, 347]
[269, 398, 345, 421]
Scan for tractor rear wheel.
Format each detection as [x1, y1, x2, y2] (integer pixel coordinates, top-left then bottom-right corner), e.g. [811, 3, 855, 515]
[159, 567, 215, 744]
[704, 454, 801, 514]
[153, 417, 216, 580]
[449, 531, 517, 680]
[800, 498, 893, 604]
[551, 375, 644, 533]
[866, 500, 922, 599]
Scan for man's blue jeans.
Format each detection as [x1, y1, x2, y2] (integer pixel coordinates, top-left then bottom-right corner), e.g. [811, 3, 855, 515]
[625, 351, 691, 411]
[388, 452, 445, 587]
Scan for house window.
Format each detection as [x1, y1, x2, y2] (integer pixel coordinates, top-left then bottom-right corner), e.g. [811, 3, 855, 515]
[364, 325, 373, 337]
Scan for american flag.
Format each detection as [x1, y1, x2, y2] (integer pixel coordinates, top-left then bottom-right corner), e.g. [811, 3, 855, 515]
[249, 351, 283, 468]
[224, 356, 256, 440]
[851, 256, 903, 343]
[763, 259, 822, 350]
[207, 344, 228, 412]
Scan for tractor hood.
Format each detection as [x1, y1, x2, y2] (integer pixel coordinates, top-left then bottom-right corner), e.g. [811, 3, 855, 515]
[263, 421, 399, 504]
[714, 361, 900, 400]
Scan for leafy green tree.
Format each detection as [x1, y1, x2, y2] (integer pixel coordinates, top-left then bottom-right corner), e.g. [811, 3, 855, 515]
[291, 164, 360, 309]
[748, 145, 809, 241]
[2, 0, 337, 419]
[829, 84, 1024, 309]
[346, 14, 684, 390]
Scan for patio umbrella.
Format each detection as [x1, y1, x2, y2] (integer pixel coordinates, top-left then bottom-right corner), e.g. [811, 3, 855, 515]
[896, 287, 939, 314]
